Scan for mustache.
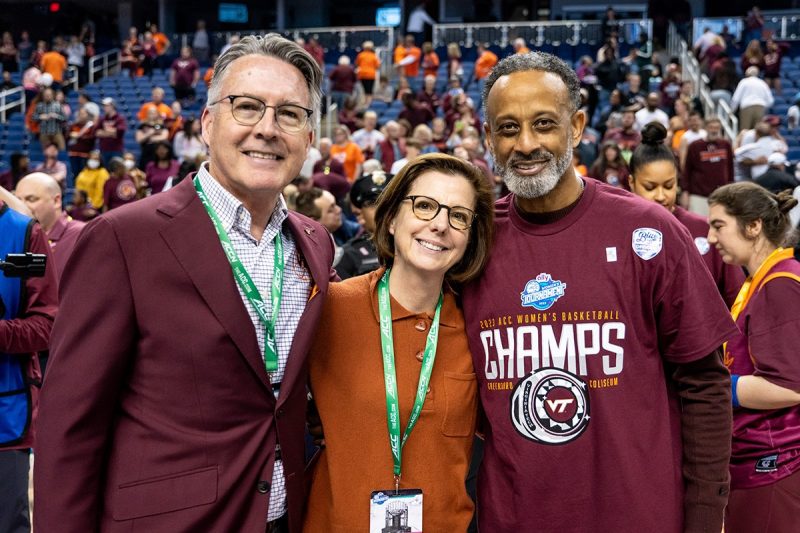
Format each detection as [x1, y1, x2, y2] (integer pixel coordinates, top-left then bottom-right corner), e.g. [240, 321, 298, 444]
[506, 150, 555, 165]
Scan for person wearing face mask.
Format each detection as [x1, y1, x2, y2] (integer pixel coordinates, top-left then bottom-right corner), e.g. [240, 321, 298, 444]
[629, 122, 744, 308]
[707, 182, 800, 533]
[75, 150, 109, 210]
[122, 152, 147, 198]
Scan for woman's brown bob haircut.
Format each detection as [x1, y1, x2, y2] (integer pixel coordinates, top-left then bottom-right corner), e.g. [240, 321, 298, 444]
[372, 153, 495, 285]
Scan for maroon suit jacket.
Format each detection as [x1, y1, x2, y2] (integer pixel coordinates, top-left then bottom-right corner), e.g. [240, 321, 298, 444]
[34, 177, 336, 532]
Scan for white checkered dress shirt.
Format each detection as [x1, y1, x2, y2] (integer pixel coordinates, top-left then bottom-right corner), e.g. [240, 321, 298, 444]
[197, 164, 311, 521]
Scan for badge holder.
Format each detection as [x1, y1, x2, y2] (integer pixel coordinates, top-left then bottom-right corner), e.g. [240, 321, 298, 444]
[369, 483, 423, 533]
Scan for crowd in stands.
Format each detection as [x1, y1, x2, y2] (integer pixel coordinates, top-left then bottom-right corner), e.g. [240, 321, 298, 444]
[0, 12, 799, 253]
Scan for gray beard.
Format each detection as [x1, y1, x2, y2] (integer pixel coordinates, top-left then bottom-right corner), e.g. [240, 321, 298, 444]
[495, 142, 574, 199]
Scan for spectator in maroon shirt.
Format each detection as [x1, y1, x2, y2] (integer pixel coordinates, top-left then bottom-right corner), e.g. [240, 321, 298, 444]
[67, 107, 96, 180]
[763, 39, 790, 91]
[398, 92, 434, 130]
[416, 74, 441, 113]
[328, 55, 356, 111]
[680, 117, 734, 213]
[145, 141, 180, 194]
[169, 46, 200, 104]
[603, 110, 642, 152]
[374, 121, 406, 172]
[302, 36, 325, 69]
[95, 98, 126, 168]
[589, 141, 631, 189]
[102, 157, 138, 211]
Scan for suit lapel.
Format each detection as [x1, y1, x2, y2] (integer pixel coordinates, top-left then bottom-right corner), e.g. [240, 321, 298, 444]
[278, 214, 330, 406]
[158, 178, 273, 394]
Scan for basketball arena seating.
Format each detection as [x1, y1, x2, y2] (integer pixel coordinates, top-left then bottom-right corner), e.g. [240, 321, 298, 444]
[2, 36, 799, 175]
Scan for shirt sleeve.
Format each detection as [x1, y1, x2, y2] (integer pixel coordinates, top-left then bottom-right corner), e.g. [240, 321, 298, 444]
[0, 223, 58, 353]
[746, 276, 800, 391]
[655, 223, 739, 363]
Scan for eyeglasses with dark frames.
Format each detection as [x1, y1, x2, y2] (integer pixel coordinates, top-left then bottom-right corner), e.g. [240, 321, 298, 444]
[209, 94, 313, 133]
[403, 195, 476, 230]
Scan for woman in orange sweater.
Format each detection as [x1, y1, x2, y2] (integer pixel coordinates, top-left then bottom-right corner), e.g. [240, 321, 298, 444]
[304, 153, 494, 532]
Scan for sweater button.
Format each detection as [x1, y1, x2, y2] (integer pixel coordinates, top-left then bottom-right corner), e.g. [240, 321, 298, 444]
[415, 320, 427, 332]
[415, 350, 424, 362]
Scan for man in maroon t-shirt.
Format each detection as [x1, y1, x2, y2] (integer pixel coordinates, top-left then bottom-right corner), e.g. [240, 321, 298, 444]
[170, 46, 200, 103]
[465, 52, 737, 532]
[95, 98, 127, 168]
[602, 109, 641, 152]
[680, 118, 734, 215]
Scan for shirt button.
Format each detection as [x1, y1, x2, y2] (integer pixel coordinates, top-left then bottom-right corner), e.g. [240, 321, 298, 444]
[276, 408, 285, 418]
[415, 320, 427, 332]
[415, 350, 424, 362]
[257, 480, 271, 494]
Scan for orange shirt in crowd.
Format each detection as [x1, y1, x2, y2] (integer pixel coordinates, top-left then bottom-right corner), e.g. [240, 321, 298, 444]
[422, 51, 440, 78]
[330, 142, 365, 181]
[203, 67, 214, 87]
[153, 33, 170, 55]
[355, 50, 380, 81]
[137, 102, 174, 122]
[40, 51, 67, 82]
[475, 50, 499, 80]
[395, 45, 422, 78]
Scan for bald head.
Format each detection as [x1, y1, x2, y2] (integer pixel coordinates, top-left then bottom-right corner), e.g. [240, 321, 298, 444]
[14, 172, 62, 232]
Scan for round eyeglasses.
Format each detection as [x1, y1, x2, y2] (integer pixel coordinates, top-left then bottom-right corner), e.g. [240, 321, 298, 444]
[403, 195, 476, 230]
[210, 95, 313, 133]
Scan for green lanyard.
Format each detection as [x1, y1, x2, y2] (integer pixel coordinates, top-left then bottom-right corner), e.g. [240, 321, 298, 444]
[377, 268, 442, 490]
[194, 177, 284, 373]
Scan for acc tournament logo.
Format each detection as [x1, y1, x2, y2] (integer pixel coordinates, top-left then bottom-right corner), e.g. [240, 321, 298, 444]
[511, 368, 590, 445]
[520, 273, 566, 311]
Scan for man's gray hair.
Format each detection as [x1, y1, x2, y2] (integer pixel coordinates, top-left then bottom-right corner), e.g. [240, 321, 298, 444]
[482, 52, 581, 120]
[207, 33, 323, 127]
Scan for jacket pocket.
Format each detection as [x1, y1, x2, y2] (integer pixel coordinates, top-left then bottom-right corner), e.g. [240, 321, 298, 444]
[440, 372, 478, 438]
[112, 465, 218, 520]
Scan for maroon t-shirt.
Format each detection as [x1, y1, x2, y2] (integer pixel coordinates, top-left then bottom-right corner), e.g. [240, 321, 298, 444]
[328, 65, 356, 94]
[462, 179, 737, 532]
[727, 257, 800, 489]
[97, 113, 127, 153]
[171, 57, 199, 88]
[103, 176, 138, 210]
[145, 160, 180, 193]
[681, 139, 734, 197]
[673, 206, 745, 308]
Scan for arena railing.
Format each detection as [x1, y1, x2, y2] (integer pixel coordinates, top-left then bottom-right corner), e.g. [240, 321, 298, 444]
[431, 18, 653, 49]
[88, 49, 121, 85]
[692, 11, 800, 42]
[65, 66, 79, 92]
[0, 86, 24, 123]
[174, 26, 395, 56]
[669, 23, 739, 141]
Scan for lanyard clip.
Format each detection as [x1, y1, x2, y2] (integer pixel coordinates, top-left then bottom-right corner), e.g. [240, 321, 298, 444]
[394, 474, 401, 493]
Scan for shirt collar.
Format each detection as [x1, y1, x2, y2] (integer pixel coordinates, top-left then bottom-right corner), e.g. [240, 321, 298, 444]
[367, 267, 460, 328]
[196, 161, 288, 240]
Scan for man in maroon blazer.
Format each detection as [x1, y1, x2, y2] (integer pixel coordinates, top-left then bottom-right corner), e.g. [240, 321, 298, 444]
[34, 34, 333, 533]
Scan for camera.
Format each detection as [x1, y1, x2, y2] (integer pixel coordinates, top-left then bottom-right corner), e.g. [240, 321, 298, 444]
[0, 253, 47, 278]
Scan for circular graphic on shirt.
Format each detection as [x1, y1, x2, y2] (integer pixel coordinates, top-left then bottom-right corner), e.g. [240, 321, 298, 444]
[694, 237, 711, 255]
[510, 368, 590, 445]
[116, 180, 137, 201]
